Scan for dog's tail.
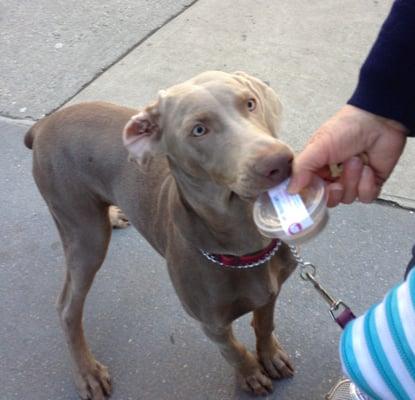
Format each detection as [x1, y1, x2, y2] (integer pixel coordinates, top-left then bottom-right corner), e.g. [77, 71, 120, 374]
[24, 119, 44, 149]
[24, 125, 35, 149]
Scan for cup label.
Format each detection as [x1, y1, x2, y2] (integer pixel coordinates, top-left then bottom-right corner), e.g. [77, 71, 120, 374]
[268, 179, 314, 236]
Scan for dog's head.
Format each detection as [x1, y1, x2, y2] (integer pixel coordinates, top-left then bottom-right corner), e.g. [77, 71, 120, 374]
[123, 71, 293, 199]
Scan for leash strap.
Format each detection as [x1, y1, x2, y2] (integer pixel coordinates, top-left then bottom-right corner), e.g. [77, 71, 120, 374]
[404, 244, 415, 280]
[293, 241, 415, 328]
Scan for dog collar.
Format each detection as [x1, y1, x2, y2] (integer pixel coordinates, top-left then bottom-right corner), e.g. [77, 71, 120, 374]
[200, 239, 281, 269]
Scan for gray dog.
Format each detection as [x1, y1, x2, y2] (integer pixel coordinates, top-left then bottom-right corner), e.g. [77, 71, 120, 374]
[25, 71, 297, 399]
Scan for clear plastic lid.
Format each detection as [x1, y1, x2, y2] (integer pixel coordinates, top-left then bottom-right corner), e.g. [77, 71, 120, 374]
[253, 176, 328, 243]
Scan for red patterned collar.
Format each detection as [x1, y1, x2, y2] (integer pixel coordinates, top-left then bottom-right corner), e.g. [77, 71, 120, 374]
[200, 239, 281, 269]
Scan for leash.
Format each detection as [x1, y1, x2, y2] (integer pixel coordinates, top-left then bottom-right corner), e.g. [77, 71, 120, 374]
[291, 242, 414, 327]
[289, 245, 356, 329]
[289, 240, 415, 400]
[404, 244, 415, 279]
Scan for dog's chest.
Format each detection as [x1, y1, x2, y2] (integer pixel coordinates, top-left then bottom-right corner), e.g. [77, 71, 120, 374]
[236, 268, 280, 303]
[206, 267, 280, 323]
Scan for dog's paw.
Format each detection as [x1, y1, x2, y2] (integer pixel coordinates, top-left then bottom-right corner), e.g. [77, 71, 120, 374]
[258, 336, 294, 380]
[74, 360, 112, 400]
[109, 206, 130, 229]
[236, 354, 273, 396]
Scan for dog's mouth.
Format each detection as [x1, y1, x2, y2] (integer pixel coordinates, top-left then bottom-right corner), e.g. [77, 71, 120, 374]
[229, 190, 254, 204]
[237, 193, 258, 203]
[230, 188, 266, 204]
[231, 177, 286, 203]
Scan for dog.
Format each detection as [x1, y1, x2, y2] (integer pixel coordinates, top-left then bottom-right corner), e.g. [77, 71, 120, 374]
[25, 71, 297, 399]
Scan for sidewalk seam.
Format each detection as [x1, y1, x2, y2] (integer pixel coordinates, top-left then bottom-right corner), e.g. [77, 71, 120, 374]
[52, 0, 200, 117]
[0, 115, 35, 126]
[376, 198, 415, 212]
[0, 113, 36, 122]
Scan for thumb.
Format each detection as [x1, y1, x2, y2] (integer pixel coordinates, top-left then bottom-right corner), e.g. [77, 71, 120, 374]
[288, 168, 314, 194]
[288, 140, 330, 194]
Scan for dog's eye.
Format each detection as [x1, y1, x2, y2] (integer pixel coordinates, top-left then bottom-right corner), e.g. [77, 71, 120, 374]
[247, 98, 257, 111]
[191, 124, 208, 137]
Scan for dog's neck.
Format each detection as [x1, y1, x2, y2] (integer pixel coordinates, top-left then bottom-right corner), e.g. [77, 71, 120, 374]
[168, 162, 269, 255]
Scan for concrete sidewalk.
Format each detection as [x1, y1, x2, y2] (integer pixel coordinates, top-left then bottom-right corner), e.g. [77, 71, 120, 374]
[0, 0, 195, 119]
[2, 1, 415, 399]
[1, 117, 414, 400]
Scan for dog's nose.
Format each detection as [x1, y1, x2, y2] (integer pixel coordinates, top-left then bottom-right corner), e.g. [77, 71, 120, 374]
[255, 152, 293, 184]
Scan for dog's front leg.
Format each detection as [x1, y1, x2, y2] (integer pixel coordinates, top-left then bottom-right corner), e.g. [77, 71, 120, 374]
[202, 323, 272, 395]
[252, 295, 294, 380]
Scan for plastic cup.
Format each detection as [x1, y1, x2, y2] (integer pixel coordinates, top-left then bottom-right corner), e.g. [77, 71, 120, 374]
[253, 176, 328, 243]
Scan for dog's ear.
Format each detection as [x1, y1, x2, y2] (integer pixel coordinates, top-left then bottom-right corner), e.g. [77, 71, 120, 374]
[233, 71, 282, 136]
[123, 95, 165, 166]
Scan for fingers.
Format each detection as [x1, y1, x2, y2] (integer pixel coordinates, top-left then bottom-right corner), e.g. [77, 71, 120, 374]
[288, 104, 405, 205]
[289, 142, 331, 194]
[291, 156, 363, 206]
[289, 110, 357, 194]
[326, 162, 379, 206]
[297, 157, 362, 208]
[326, 182, 344, 208]
[288, 169, 313, 194]
[358, 165, 380, 203]
[339, 157, 364, 204]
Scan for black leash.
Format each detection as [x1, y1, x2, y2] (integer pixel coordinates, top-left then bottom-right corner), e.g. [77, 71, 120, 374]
[404, 244, 415, 279]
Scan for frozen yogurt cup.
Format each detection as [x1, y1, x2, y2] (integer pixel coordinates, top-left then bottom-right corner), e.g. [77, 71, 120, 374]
[253, 176, 328, 243]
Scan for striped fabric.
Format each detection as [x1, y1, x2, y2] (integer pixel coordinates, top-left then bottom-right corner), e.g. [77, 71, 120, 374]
[340, 268, 415, 400]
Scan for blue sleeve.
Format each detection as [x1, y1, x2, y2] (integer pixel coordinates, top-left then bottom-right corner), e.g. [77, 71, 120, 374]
[347, 0, 415, 135]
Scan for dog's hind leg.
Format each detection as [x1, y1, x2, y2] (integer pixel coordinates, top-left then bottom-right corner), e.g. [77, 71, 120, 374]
[202, 323, 272, 395]
[252, 296, 294, 380]
[52, 204, 112, 400]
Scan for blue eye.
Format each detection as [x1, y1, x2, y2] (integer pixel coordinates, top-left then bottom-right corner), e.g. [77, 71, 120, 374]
[247, 98, 257, 111]
[192, 124, 208, 137]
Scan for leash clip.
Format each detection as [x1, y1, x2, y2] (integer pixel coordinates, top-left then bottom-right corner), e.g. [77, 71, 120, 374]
[300, 265, 356, 328]
[291, 245, 356, 329]
[300, 263, 338, 308]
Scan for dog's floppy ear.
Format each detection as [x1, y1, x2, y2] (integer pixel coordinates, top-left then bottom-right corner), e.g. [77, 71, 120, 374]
[233, 71, 282, 136]
[123, 93, 166, 166]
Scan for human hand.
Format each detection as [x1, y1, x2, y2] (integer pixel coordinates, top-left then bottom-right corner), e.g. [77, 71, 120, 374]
[289, 105, 407, 207]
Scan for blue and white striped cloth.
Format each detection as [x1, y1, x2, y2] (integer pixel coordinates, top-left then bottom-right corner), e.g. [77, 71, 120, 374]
[340, 268, 415, 400]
